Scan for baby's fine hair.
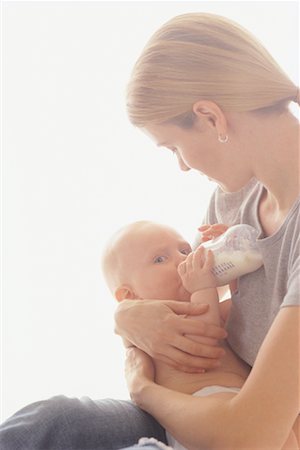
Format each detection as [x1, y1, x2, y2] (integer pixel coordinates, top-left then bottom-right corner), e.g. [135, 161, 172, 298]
[127, 12, 299, 127]
[101, 220, 152, 295]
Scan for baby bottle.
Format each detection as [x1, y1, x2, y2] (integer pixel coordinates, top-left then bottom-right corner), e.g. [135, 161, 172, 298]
[201, 224, 263, 285]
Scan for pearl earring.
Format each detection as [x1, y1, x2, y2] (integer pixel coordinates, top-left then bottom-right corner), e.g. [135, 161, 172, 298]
[218, 134, 229, 144]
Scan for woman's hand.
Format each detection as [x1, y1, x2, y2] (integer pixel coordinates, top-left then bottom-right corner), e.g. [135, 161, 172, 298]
[125, 347, 155, 403]
[198, 223, 229, 242]
[115, 299, 227, 373]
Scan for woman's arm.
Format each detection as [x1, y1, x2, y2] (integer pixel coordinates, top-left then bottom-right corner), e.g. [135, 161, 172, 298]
[227, 306, 299, 449]
[126, 306, 300, 450]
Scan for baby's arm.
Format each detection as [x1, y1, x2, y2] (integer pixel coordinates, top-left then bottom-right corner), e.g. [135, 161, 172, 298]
[178, 247, 220, 346]
[198, 223, 236, 325]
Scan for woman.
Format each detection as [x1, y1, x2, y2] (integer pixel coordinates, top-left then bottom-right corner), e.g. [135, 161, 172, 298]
[115, 12, 300, 450]
[0, 11, 298, 450]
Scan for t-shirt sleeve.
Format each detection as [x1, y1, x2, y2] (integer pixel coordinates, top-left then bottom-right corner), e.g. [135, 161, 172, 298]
[281, 253, 300, 307]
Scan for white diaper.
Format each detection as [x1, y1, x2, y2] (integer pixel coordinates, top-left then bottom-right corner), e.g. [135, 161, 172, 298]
[192, 384, 241, 397]
[138, 437, 174, 449]
[166, 385, 241, 450]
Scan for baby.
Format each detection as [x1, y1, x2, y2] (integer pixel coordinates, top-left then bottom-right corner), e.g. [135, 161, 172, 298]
[101, 220, 250, 396]
[102, 220, 298, 450]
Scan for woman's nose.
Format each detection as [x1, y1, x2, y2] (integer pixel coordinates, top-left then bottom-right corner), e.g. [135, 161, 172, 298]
[176, 154, 190, 172]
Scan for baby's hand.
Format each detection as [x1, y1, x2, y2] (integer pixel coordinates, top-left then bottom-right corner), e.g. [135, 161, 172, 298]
[198, 223, 229, 243]
[178, 246, 217, 293]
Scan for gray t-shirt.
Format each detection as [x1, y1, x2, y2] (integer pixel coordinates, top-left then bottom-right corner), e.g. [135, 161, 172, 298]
[202, 177, 300, 366]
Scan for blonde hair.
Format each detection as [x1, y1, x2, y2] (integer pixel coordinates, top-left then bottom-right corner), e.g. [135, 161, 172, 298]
[127, 13, 299, 127]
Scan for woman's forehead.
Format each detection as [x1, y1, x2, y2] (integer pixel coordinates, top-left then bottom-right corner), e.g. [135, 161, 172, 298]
[142, 123, 179, 145]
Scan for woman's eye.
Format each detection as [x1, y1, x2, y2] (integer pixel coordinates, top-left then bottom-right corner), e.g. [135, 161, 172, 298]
[154, 255, 167, 264]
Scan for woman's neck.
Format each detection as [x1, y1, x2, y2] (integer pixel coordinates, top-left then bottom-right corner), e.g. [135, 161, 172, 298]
[247, 109, 300, 212]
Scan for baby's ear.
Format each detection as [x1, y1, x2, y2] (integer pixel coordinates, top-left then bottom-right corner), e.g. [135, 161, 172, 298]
[115, 286, 135, 302]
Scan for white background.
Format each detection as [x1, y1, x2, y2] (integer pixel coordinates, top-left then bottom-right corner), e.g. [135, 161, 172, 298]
[1, 1, 298, 421]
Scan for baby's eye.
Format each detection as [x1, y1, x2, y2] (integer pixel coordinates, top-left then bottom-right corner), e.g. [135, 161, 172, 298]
[154, 255, 167, 264]
[180, 248, 191, 256]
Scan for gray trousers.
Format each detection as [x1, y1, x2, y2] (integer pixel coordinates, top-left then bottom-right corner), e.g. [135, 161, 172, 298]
[0, 395, 167, 450]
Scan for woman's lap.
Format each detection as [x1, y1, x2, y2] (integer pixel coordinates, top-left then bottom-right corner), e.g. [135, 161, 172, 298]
[0, 395, 167, 450]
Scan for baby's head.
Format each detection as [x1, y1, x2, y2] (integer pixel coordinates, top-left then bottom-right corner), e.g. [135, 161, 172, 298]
[102, 220, 192, 302]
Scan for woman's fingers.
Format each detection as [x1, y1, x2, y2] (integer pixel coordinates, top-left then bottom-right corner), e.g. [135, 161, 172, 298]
[199, 223, 229, 241]
[165, 300, 209, 314]
[149, 352, 206, 373]
[176, 315, 227, 340]
[151, 307, 227, 343]
[122, 300, 228, 371]
[212, 224, 229, 229]
[198, 225, 211, 231]
[200, 235, 212, 242]
[173, 334, 225, 359]
[155, 344, 224, 371]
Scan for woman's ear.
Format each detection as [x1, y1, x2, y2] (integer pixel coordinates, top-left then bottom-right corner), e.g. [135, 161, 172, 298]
[192, 100, 227, 134]
[115, 286, 135, 302]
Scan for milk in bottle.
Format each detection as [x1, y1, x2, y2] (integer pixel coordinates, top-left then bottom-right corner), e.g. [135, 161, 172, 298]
[201, 224, 263, 285]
